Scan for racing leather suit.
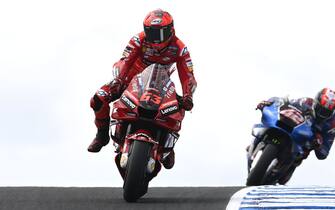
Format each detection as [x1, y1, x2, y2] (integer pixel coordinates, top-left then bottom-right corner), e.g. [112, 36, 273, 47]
[289, 97, 335, 159]
[90, 32, 197, 129]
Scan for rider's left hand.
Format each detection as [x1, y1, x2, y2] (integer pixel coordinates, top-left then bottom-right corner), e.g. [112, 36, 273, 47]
[256, 100, 273, 110]
[182, 95, 193, 111]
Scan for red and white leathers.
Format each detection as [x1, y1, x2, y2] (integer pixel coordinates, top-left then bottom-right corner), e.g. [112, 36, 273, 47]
[90, 32, 197, 130]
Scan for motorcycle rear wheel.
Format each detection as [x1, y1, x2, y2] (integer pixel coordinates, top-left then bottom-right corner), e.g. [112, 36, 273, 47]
[246, 144, 278, 186]
[123, 140, 151, 202]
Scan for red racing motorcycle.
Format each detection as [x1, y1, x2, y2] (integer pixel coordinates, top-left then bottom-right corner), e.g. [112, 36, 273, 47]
[110, 63, 185, 202]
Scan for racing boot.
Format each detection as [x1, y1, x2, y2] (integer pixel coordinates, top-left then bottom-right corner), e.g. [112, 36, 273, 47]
[88, 128, 110, 152]
[161, 150, 175, 169]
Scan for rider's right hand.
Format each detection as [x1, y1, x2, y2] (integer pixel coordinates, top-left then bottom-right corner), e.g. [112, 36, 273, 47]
[109, 78, 124, 95]
[256, 100, 273, 110]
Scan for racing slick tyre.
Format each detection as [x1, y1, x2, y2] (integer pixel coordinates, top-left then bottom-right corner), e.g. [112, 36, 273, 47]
[246, 144, 278, 186]
[123, 141, 151, 202]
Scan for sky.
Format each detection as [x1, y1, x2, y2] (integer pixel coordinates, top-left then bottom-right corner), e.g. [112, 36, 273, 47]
[1, 0, 335, 187]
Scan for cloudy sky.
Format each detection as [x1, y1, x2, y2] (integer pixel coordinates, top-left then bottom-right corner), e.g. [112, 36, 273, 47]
[1, 0, 335, 187]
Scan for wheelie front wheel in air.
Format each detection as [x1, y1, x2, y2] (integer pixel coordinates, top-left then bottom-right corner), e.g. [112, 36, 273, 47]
[123, 141, 151, 202]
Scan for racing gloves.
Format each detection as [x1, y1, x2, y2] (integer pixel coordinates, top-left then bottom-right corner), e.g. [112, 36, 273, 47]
[108, 78, 126, 101]
[109, 78, 124, 94]
[256, 100, 274, 110]
[181, 95, 194, 111]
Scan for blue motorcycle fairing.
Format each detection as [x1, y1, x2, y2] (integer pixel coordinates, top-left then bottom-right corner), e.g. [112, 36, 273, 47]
[257, 103, 314, 158]
[251, 124, 266, 138]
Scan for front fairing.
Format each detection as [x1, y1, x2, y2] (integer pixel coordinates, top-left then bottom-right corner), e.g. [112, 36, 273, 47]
[261, 103, 281, 129]
[112, 63, 185, 131]
[257, 101, 314, 157]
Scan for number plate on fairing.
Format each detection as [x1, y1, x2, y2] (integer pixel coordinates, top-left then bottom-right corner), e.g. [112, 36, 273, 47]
[278, 108, 305, 132]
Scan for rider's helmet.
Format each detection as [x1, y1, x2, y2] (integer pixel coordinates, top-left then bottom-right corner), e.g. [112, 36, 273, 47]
[314, 88, 335, 120]
[143, 9, 174, 50]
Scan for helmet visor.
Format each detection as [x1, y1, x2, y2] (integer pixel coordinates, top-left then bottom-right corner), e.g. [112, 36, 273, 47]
[144, 24, 172, 44]
[315, 104, 333, 119]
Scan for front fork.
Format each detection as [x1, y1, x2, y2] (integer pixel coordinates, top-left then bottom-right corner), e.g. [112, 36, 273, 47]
[111, 120, 179, 179]
[110, 120, 128, 150]
[247, 138, 265, 173]
[119, 132, 180, 170]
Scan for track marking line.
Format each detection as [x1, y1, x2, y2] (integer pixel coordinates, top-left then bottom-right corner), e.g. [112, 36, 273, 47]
[226, 187, 256, 210]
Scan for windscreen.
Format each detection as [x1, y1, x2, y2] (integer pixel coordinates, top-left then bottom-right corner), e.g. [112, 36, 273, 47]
[136, 64, 174, 110]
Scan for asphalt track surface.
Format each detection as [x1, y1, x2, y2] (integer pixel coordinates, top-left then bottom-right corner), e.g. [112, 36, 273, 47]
[0, 187, 242, 210]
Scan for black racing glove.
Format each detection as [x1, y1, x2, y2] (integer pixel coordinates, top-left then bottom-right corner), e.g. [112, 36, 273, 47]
[108, 78, 125, 101]
[177, 95, 193, 111]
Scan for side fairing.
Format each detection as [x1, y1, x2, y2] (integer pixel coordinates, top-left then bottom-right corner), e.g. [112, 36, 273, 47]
[291, 119, 314, 145]
[262, 104, 280, 128]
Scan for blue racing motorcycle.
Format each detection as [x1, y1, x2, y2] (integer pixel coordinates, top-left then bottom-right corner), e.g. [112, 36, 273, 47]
[246, 98, 315, 186]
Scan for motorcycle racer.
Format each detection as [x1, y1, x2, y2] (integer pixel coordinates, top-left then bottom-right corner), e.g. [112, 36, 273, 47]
[251, 88, 335, 183]
[88, 9, 197, 169]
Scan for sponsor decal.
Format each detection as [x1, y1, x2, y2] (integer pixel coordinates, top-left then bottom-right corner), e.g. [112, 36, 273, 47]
[280, 109, 305, 125]
[143, 47, 155, 56]
[168, 46, 178, 50]
[271, 138, 281, 145]
[180, 46, 188, 56]
[121, 94, 136, 109]
[165, 85, 175, 98]
[97, 90, 108, 97]
[161, 105, 178, 115]
[151, 18, 162, 25]
[186, 60, 193, 72]
[162, 57, 170, 62]
[122, 51, 129, 58]
[132, 35, 141, 46]
[122, 45, 133, 58]
[328, 127, 335, 135]
[168, 46, 178, 55]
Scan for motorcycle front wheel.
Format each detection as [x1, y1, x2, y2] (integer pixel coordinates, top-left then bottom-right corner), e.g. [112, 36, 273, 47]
[123, 140, 151, 202]
[246, 143, 279, 186]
